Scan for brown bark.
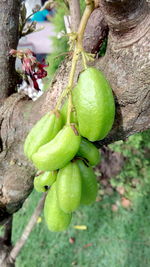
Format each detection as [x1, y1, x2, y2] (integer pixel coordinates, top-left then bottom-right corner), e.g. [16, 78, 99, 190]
[0, 0, 149, 223]
[100, 0, 148, 32]
[83, 8, 108, 53]
[95, 0, 150, 146]
[0, 0, 20, 101]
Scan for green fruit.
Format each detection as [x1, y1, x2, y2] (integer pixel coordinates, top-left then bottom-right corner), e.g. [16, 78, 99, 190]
[56, 162, 81, 213]
[60, 99, 78, 125]
[44, 183, 72, 232]
[77, 138, 101, 166]
[32, 125, 81, 171]
[77, 160, 98, 205]
[34, 171, 57, 192]
[24, 111, 62, 160]
[73, 67, 115, 141]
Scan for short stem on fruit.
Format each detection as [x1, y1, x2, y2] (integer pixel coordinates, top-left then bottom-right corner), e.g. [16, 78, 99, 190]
[77, 0, 94, 48]
[68, 47, 80, 89]
[67, 92, 73, 125]
[66, 46, 79, 124]
[54, 46, 79, 112]
[55, 0, 94, 118]
[66, 0, 94, 124]
[81, 51, 87, 69]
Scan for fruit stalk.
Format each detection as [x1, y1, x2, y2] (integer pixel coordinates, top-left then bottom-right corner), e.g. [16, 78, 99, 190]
[77, 0, 94, 50]
[67, 0, 94, 124]
[56, 0, 95, 124]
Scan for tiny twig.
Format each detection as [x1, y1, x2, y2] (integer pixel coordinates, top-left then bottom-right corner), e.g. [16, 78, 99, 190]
[8, 194, 46, 264]
[66, 0, 94, 124]
[81, 52, 87, 69]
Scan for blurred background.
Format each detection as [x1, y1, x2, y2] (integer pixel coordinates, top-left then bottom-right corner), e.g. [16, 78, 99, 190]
[17, 0, 70, 99]
[18, 0, 56, 64]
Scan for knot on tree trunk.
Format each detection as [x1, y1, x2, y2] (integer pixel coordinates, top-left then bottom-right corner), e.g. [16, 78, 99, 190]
[100, 0, 148, 32]
[83, 7, 109, 53]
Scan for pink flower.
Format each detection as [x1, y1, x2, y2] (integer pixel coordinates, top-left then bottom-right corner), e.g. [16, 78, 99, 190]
[9, 49, 49, 90]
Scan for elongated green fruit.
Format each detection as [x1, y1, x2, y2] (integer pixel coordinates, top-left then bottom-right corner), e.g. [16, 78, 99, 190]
[56, 162, 81, 213]
[44, 183, 72, 232]
[32, 125, 81, 171]
[34, 171, 57, 192]
[24, 111, 62, 160]
[77, 138, 101, 166]
[77, 160, 98, 205]
[73, 67, 115, 141]
[60, 99, 78, 125]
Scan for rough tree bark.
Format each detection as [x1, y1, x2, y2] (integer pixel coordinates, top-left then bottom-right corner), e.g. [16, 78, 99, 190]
[0, 0, 149, 239]
[96, 0, 150, 146]
[83, 7, 108, 53]
[0, 0, 20, 102]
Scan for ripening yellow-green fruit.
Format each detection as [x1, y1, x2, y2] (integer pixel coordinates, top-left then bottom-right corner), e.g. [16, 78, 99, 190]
[77, 138, 101, 166]
[73, 67, 115, 141]
[34, 171, 57, 192]
[77, 160, 98, 205]
[44, 183, 72, 232]
[56, 162, 81, 213]
[24, 111, 62, 160]
[32, 125, 81, 171]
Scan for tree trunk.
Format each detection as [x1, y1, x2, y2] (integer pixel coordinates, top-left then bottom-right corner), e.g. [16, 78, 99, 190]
[0, 0, 149, 227]
[0, 0, 20, 101]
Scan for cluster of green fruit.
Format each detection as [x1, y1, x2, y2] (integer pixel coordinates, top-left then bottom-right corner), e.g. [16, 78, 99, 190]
[24, 67, 115, 232]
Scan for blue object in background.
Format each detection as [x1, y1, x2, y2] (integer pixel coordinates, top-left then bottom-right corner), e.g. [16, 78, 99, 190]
[30, 9, 51, 22]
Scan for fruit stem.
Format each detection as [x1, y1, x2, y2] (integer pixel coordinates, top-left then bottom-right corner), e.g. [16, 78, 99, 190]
[77, 0, 94, 50]
[81, 51, 87, 69]
[67, 92, 72, 124]
[66, 0, 94, 124]
[55, 0, 94, 119]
